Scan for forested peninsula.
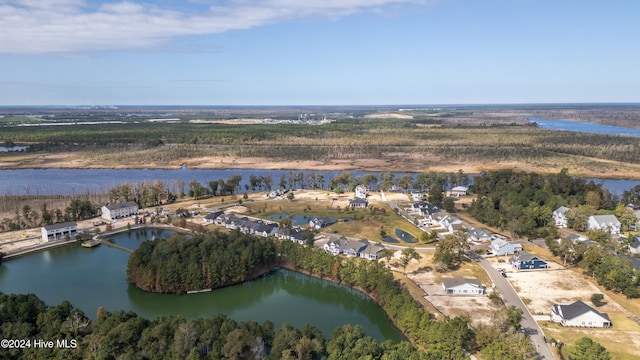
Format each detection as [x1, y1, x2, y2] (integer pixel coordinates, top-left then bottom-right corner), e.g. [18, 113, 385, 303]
[127, 231, 278, 293]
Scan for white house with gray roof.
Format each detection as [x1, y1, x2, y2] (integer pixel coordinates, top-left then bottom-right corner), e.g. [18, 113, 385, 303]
[101, 201, 139, 221]
[469, 228, 492, 242]
[586, 214, 621, 234]
[628, 235, 640, 254]
[41, 222, 78, 242]
[490, 239, 522, 256]
[551, 301, 611, 328]
[360, 242, 384, 260]
[355, 185, 368, 199]
[553, 206, 570, 228]
[442, 278, 485, 295]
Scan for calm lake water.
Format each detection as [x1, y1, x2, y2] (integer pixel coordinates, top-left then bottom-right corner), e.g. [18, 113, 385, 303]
[528, 117, 640, 137]
[0, 229, 403, 342]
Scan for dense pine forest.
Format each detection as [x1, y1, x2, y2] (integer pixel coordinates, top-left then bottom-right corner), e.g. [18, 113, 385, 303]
[127, 231, 278, 293]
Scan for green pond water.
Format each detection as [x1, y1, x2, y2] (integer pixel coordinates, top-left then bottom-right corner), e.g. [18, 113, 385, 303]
[0, 228, 403, 342]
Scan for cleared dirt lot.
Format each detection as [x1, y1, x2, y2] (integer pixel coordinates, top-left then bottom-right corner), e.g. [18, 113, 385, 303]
[399, 253, 498, 326]
[484, 254, 640, 359]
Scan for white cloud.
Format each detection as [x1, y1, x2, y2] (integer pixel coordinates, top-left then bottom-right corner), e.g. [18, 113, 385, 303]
[0, 0, 424, 55]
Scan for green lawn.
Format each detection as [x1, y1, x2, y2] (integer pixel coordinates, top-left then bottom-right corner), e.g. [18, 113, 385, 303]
[244, 199, 427, 245]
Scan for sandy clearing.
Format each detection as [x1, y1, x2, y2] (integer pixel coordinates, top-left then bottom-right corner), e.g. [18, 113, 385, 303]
[5, 152, 640, 179]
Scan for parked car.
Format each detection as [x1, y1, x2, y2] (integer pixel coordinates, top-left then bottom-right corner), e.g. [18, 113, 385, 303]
[501, 272, 508, 278]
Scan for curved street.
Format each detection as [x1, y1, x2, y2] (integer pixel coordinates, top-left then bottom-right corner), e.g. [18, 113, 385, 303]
[467, 252, 555, 360]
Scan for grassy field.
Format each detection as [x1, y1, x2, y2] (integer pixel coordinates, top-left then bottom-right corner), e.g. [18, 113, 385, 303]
[542, 318, 640, 360]
[4, 112, 640, 179]
[242, 198, 426, 245]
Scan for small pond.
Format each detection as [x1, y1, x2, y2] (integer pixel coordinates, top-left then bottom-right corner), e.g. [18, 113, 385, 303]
[382, 237, 400, 244]
[394, 228, 417, 243]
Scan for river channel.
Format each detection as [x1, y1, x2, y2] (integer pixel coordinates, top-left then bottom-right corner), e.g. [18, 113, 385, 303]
[0, 228, 403, 342]
[1, 168, 638, 197]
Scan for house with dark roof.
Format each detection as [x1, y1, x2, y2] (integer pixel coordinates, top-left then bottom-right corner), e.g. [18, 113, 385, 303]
[359, 241, 384, 260]
[348, 197, 368, 209]
[628, 235, 640, 254]
[551, 301, 611, 328]
[204, 211, 224, 224]
[275, 227, 309, 245]
[255, 223, 278, 237]
[309, 217, 336, 229]
[101, 201, 139, 221]
[41, 222, 78, 242]
[511, 251, 548, 270]
[442, 278, 485, 295]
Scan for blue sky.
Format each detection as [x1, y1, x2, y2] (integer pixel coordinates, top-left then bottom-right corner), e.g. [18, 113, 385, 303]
[0, 0, 638, 105]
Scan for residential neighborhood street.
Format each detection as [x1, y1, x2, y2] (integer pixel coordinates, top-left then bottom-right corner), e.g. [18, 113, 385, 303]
[468, 252, 555, 360]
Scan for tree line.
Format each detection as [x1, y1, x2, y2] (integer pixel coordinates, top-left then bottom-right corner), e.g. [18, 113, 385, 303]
[278, 240, 537, 359]
[468, 168, 616, 238]
[0, 291, 432, 360]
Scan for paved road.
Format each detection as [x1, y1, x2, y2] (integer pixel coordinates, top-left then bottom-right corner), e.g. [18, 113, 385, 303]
[467, 252, 555, 360]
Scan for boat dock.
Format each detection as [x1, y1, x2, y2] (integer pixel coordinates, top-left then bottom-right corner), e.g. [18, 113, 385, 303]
[81, 239, 102, 248]
[99, 240, 134, 253]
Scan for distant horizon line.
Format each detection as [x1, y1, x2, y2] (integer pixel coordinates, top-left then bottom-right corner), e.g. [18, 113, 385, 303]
[1, 102, 639, 109]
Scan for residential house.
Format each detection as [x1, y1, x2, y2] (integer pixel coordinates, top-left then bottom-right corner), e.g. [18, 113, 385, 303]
[360, 241, 384, 260]
[442, 278, 485, 295]
[275, 227, 309, 245]
[254, 223, 278, 237]
[348, 198, 368, 209]
[101, 201, 139, 221]
[324, 236, 348, 255]
[41, 222, 78, 242]
[450, 186, 468, 197]
[553, 206, 570, 228]
[558, 233, 592, 247]
[551, 301, 611, 328]
[511, 251, 548, 270]
[410, 190, 423, 202]
[490, 239, 522, 256]
[269, 189, 284, 198]
[343, 240, 367, 257]
[309, 217, 336, 229]
[586, 214, 621, 234]
[629, 209, 640, 231]
[355, 185, 368, 199]
[439, 216, 464, 234]
[628, 235, 640, 254]
[204, 211, 224, 224]
[469, 228, 492, 242]
[412, 202, 441, 223]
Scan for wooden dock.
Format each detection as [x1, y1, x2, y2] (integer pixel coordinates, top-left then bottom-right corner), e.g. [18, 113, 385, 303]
[99, 240, 134, 253]
[81, 239, 102, 248]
